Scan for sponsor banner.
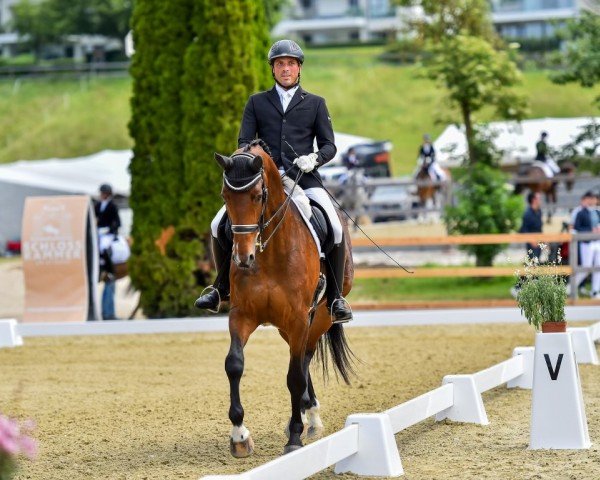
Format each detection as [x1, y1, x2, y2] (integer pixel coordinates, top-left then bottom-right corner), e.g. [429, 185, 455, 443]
[22, 196, 98, 323]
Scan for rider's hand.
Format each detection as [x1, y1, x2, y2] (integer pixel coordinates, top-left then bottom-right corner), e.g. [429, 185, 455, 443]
[294, 153, 319, 173]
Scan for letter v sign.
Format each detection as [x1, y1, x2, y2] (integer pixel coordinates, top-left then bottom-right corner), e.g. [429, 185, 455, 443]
[544, 353, 564, 380]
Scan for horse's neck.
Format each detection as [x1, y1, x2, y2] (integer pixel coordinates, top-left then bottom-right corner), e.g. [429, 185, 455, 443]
[262, 167, 302, 252]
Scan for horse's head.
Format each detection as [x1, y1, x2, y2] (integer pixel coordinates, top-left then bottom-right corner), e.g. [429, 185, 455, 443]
[215, 151, 265, 269]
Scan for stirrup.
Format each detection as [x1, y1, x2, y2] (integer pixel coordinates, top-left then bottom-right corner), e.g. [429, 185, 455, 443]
[329, 297, 353, 324]
[198, 285, 222, 314]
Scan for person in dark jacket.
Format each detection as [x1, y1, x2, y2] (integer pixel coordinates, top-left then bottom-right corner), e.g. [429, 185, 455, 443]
[512, 192, 543, 297]
[572, 191, 596, 294]
[95, 183, 121, 320]
[195, 39, 352, 323]
[521, 192, 543, 259]
[534, 131, 560, 175]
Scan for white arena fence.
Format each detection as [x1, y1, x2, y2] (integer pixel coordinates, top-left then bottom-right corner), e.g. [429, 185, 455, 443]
[0, 312, 599, 478]
[199, 322, 600, 479]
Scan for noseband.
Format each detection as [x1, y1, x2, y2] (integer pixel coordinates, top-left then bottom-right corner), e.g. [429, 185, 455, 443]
[224, 153, 301, 252]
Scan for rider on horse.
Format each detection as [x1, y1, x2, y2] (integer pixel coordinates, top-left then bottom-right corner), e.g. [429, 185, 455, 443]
[194, 39, 353, 324]
[534, 131, 560, 177]
[416, 133, 446, 182]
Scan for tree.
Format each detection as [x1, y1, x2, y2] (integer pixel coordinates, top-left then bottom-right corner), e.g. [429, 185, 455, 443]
[551, 11, 600, 106]
[10, 0, 61, 60]
[444, 129, 524, 266]
[129, 0, 270, 317]
[11, 0, 133, 60]
[396, 0, 527, 164]
[425, 34, 527, 163]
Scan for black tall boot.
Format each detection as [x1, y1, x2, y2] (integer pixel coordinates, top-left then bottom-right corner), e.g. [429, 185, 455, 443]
[194, 235, 231, 311]
[325, 240, 352, 324]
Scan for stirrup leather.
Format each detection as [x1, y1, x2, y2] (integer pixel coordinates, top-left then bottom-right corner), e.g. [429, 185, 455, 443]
[198, 285, 222, 314]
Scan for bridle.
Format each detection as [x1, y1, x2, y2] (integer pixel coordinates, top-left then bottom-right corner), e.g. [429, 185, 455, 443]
[225, 154, 302, 253]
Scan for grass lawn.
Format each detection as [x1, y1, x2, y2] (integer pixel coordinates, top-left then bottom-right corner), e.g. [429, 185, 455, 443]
[348, 275, 516, 302]
[0, 45, 597, 173]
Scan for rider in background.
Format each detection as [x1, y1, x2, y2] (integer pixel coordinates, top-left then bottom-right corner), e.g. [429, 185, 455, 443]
[416, 134, 446, 181]
[535, 131, 560, 176]
[95, 183, 121, 320]
[194, 39, 353, 324]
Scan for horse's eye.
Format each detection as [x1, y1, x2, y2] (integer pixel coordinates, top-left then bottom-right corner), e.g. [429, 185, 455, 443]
[254, 194, 263, 203]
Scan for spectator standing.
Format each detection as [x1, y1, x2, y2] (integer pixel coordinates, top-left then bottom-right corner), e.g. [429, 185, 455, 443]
[512, 192, 542, 298]
[95, 183, 121, 320]
[571, 191, 596, 297]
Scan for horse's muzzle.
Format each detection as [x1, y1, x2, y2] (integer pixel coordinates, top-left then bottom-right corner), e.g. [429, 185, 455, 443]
[233, 253, 255, 269]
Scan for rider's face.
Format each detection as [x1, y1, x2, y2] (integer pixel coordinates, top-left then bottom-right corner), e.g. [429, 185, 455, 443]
[272, 57, 300, 89]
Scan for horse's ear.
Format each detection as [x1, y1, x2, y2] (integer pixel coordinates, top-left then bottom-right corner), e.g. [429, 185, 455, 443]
[214, 153, 232, 171]
[251, 155, 263, 173]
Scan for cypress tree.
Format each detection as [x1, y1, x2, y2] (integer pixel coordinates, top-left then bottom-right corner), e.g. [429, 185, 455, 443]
[129, 0, 195, 317]
[129, 0, 272, 316]
[179, 0, 269, 306]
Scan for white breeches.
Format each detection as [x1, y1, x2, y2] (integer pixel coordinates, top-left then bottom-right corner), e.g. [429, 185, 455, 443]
[575, 241, 595, 288]
[210, 187, 343, 245]
[303, 187, 343, 244]
[428, 162, 447, 181]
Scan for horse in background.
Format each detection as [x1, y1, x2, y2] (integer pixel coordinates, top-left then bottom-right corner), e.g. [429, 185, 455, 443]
[514, 161, 576, 224]
[214, 140, 354, 457]
[415, 163, 451, 223]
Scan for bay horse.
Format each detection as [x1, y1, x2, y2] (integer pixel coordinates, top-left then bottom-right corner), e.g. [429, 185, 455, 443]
[514, 161, 576, 224]
[214, 140, 354, 457]
[415, 163, 451, 222]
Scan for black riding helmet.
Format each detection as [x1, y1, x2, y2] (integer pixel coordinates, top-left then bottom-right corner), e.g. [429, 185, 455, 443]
[268, 39, 304, 65]
[99, 183, 113, 195]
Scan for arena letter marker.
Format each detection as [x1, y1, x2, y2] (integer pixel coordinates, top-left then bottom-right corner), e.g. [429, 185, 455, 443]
[530, 332, 591, 449]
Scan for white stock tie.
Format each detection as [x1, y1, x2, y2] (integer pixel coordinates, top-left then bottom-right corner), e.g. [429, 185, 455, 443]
[282, 91, 293, 112]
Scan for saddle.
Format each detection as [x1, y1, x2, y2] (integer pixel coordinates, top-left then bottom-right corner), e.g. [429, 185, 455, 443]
[217, 199, 335, 256]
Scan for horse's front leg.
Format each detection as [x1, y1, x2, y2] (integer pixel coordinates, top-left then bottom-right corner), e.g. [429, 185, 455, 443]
[284, 322, 309, 454]
[226, 315, 257, 458]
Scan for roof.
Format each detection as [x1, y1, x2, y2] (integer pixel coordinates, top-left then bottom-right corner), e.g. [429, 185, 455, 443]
[434, 117, 600, 167]
[0, 150, 132, 196]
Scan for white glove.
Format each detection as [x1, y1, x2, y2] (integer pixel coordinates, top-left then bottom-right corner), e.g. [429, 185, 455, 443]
[294, 153, 319, 173]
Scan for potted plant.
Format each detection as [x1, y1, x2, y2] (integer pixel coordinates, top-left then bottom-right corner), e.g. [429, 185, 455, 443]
[515, 244, 567, 333]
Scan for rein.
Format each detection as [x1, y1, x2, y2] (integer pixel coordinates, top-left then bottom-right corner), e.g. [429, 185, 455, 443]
[226, 158, 302, 253]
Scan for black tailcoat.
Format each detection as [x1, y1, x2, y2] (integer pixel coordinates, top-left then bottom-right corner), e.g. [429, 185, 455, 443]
[238, 86, 336, 189]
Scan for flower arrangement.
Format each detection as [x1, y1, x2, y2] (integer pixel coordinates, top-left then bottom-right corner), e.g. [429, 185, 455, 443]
[515, 243, 567, 332]
[0, 414, 37, 480]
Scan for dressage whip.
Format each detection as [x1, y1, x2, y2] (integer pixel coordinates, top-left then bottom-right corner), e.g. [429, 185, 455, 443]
[284, 141, 412, 274]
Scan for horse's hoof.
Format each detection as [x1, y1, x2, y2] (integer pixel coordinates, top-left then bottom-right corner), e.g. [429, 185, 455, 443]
[306, 425, 324, 439]
[283, 444, 303, 455]
[230, 436, 254, 458]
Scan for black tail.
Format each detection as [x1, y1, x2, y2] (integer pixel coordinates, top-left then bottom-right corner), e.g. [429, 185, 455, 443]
[315, 323, 356, 385]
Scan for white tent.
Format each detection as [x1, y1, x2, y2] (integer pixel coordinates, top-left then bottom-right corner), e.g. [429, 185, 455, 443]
[0, 131, 372, 250]
[434, 117, 599, 168]
[0, 150, 132, 248]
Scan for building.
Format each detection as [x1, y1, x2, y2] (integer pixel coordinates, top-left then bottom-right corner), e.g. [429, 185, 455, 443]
[491, 0, 599, 39]
[273, 0, 599, 44]
[273, 0, 417, 45]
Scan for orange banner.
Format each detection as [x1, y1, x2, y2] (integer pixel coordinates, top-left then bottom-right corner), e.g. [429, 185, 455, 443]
[21, 196, 98, 323]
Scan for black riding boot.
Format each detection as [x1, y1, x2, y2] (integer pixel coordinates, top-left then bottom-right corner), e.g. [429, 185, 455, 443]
[325, 241, 353, 324]
[194, 235, 231, 311]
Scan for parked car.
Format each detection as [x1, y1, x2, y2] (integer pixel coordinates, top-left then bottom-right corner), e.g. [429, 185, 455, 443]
[342, 141, 392, 178]
[367, 184, 417, 222]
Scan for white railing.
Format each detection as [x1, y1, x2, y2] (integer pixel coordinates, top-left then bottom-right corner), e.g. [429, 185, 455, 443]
[199, 322, 600, 479]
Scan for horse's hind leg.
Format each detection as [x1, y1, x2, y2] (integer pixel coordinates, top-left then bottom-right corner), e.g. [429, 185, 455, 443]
[226, 316, 257, 458]
[304, 362, 324, 439]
